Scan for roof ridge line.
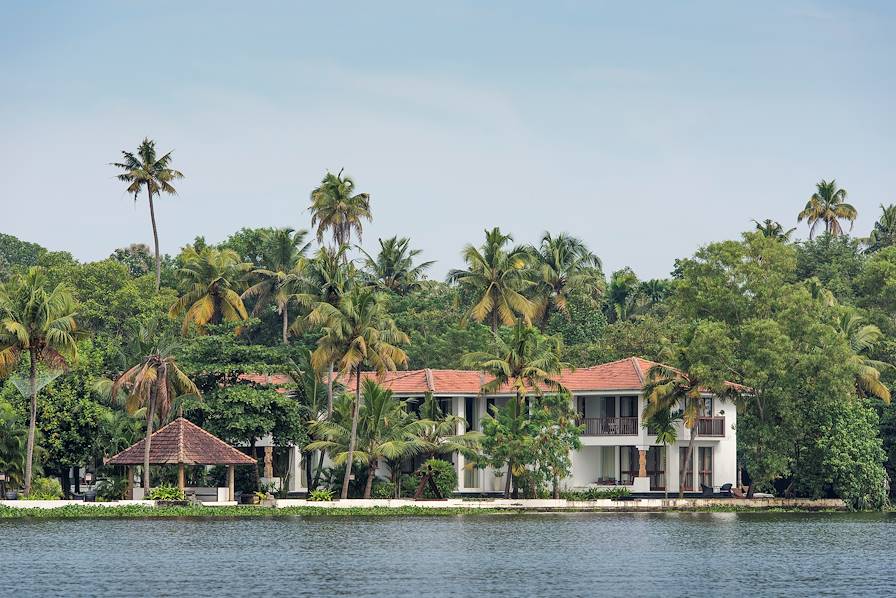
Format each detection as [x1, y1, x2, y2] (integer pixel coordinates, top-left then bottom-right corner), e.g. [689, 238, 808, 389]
[424, 368, 434, 392]
[631, 357, 645, 386]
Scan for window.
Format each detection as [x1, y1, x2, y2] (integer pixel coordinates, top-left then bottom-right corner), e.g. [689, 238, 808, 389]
[679, 447, 694, 491]
[699, 447, 713, 488]
[647, 446, 665, 491]
[601, 396, 617, 418]
[619, 446, 639, 484]
[620, 396, 638, 418]
[699, 397, 713, 417]
[465, 397, 478, 431]
[598, 446, 616, 483]
[438, 398, 452, 416]
[463, 464, 479, 489]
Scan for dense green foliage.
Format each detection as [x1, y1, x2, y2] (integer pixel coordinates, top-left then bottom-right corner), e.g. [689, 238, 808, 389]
[1, 170, 894, 509]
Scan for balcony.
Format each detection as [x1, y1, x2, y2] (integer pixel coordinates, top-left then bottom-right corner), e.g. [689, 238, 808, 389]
[696, 416, 725, 437]
[581, 416, 639, 436]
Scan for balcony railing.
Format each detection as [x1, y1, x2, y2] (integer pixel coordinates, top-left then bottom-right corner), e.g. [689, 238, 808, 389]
[696, 416, 725, 437]
[580, 416, 639, 436]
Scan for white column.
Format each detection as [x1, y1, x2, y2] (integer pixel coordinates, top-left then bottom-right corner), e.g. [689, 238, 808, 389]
[454, 396, 465, 490]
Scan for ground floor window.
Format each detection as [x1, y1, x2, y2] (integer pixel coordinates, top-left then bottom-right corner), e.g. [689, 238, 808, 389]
[679, 447, 694, 491]
[647, 446, 665, 491]
[463, 464, 479, 489]
[619, 446, 638, 485]
[699, 447, 713, 488]
[598, 446, 616, 484]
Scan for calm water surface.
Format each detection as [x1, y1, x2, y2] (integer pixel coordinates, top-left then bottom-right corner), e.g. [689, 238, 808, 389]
[1, 512, 894, 597]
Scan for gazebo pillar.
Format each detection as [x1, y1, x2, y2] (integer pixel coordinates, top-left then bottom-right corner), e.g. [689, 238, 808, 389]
[227, 465, 235, 501]
[178, 463, 186, 491]
[126, 466, 133, 499]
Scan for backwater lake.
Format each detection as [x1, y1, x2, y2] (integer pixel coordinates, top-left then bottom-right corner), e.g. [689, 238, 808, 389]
[2, 511, 894, 597]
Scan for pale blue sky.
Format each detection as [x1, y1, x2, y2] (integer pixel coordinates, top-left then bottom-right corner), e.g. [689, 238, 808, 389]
[1, 1, 893, 278]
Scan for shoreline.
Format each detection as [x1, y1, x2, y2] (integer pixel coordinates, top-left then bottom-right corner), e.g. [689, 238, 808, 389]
[0, 497, 851, 519]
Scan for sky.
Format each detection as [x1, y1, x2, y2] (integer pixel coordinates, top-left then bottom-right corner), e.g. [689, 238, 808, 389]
[1, 1, 894, 279]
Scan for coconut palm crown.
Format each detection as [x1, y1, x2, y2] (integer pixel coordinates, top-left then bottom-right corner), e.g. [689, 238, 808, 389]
[797, 179, 858, 239]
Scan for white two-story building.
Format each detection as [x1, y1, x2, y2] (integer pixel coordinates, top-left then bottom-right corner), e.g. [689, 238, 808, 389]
[254, 357, 738, 496]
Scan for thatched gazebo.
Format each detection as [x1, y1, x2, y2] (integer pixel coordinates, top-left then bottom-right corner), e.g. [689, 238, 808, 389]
[107, 417, 256, 501]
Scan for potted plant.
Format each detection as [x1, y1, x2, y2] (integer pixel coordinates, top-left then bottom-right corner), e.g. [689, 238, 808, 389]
[4, 490, 18, 500]
[147, 484, 189, 506]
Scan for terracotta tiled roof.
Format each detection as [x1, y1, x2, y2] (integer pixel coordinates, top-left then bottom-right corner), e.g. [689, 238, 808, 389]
[106, 418, 257, 466]
[238, 356, 745, 396]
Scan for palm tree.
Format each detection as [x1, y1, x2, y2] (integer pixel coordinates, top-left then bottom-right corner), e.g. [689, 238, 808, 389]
[0, 267, 79, 494]
[0, 399, 34, 493]
[866, 204, 896, 253]
[752, 219, 796, 241]
[112, 138, 184, 291]
[837, 313, 892, 403]
[169, 245, 251, 334]
[416, 393, 482, 461]
[307, 286, 409, 499]
[464, 321, 568, 497]
[642, 350, 735, 498]
[289, 245, 357, 417]
[448, 228, 535, 332]
[642, 407, 681, 499]
[797, 179, 858, 239]
[110, 327, 200, 490]
[284, 352, 331, 491]
[605, 268, 641, 323]
[308, 380, 427, 498]
[527, 232, 603, 330]
[242, 228, 310, 343]
[309, 169, 371, 249]
[360, 236, 434, 294]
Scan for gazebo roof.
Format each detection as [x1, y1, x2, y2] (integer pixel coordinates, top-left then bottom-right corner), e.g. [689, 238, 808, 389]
[107, 417, 256, 466]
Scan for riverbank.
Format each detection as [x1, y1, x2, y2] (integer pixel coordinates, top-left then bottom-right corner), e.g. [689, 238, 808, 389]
[0, 496, 847, 518]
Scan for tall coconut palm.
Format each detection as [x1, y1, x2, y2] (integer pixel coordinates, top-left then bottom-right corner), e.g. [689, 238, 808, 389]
[242, 228, 310, 343]
[110, 327, 200, 490]
[752, 219, 796, 241]
[307, 380, 427, 498]
[112, 138, 184, 291]
[837, 313, 892, 403]
[307, 286, 409, 499]
[642, 349, 735, 498]
[360, 236, 434, 294]
[416, 393, 482, 461]
[464, 321, 568, 497]
[284, 352, 331, 491]
[169, 245, 251, 334]
[866, 204, 896, 253]
[605, 268, 641, 323]
[448, 228, 535, 332]
[309, 169, 371, 249]
[797, 179, 858, 239]
[527, 232, 603, 330]
[642, 407, 681, 499]
[289, 245, 357, 417]
[0, 267, 79, 494]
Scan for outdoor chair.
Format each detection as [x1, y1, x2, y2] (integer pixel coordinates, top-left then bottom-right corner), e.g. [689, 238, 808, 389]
[700, 484, 714, 497]
[717, 483, 733, 497]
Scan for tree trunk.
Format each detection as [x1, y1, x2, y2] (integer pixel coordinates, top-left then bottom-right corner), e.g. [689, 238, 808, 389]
[341, 367, 363, 499]
[59, 467, 70, 499]
[250, 437, 260, 491]
[363, 459, 376, 499]
[680, 424, 697, 498]
[147, 186, 161, 292]
[312, 451, 325, 491]
[326, 363, 335, 418]
[504, 459, 513, 498]
[143, 393, 157, 490]
[304, 451, 314, 492]
[281, 305, 289, 345]
[552, 473, 560, 499]
[24, 349, 38, 495]
[491, 310, 498, 334]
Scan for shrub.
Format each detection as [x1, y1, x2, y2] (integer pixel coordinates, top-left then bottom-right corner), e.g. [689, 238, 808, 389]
[147, 485, 185, 501]
[308, 488, 334, 502]
[24, 477, 63, 500]
[408, 459, 457, 499]
[372, 481, 396, 499]
[560, 486, 632, 501]
[96, 476, 128, 501]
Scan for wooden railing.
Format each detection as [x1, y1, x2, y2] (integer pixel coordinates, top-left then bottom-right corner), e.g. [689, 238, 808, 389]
[696, 416, 725, 437]
[580, 417, 639, 436]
